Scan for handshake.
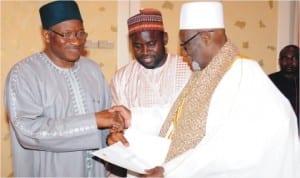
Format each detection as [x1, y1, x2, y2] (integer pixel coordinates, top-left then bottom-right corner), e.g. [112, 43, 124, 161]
[95, 106, 165, 177]
[95, 105, 131, 147]
[95, 105, 131, 133]
[95, 105, 165, 177]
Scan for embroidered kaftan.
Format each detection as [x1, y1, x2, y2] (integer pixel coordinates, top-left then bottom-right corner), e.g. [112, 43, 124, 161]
[110, 54, 191, 136]
[4, 52, 111, 177]
[162, 58, 300, 178]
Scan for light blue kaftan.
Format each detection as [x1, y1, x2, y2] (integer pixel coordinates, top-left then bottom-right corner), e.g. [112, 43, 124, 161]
[4, 52, 111, 177]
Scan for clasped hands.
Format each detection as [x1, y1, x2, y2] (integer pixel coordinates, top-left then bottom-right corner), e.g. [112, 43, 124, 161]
[95, 105, 131, 132]
[98, 106, 164, 178]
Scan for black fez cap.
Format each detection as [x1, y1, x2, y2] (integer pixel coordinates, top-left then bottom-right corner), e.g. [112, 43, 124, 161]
[39, 1, 83, 29]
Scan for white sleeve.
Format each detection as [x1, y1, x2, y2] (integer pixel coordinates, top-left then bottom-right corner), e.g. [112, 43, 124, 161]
[130, 106, 170, 136]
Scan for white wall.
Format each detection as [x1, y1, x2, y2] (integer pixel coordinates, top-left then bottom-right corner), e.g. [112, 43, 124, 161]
[277, 1, 299, 61]
[117, 0, 140, 68]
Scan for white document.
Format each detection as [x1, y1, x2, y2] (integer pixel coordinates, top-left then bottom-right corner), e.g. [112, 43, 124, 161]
[92, 128, 171, 174]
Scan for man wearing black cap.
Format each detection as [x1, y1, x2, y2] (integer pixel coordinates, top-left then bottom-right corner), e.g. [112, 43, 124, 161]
[4, 1, 129, 177]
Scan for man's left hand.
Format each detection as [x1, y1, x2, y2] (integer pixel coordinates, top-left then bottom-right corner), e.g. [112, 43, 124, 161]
[141, 166, 164, 178]
[107, 131, 129, 147]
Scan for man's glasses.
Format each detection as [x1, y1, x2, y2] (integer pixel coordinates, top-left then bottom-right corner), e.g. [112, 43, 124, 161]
[180, 32, 201, 49]
[180, 30, 213, 50]
[48, 29, 88, 40]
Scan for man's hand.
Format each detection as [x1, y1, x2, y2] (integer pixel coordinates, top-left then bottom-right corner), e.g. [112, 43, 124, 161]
[95, 110, 125, 132]
[107, 131, 129, 147]
[141, 166, 164, 177]
[98, 105, 131, 146]
[109, 105, 131, 128]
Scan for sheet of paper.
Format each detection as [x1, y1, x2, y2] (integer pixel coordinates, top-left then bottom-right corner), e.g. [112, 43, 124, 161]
[92, 128, 170, 174]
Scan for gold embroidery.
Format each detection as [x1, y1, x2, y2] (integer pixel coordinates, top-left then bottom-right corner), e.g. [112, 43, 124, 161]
[159, 40, 240, 162]
[167, 96, 186, 139]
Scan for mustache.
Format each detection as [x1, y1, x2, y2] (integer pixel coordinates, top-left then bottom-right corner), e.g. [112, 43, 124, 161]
[65, 44, 84, 50]
[139, 55, 154, 60]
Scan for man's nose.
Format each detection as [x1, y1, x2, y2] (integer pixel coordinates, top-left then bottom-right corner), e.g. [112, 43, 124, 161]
[142, 45, 149, 54]
[69, 37, 83, 45]
[286, 57, 294, 64]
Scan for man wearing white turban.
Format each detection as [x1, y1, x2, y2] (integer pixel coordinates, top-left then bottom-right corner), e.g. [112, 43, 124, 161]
[110, 1, 300, 178]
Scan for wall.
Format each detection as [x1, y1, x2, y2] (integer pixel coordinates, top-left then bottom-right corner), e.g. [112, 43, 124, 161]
[138, 0, 278, 73]
[1, 0, 296, 177]
[277, 0, 299, 57]
[224, 0, 278, 72]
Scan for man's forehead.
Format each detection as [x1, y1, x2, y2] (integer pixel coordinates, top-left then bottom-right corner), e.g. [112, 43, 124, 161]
[281, 47, 298, 56]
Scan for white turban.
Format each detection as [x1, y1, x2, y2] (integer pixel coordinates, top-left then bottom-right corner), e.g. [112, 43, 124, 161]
[180, 1, 224, 30]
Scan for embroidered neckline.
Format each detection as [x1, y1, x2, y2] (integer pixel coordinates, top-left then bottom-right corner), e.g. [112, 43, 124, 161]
[39, 52, 80, 73]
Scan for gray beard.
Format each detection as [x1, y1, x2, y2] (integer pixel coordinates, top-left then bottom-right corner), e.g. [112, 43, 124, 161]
[192, 61, 201, 71]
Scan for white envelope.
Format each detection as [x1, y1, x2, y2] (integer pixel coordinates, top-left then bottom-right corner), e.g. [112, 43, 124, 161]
[92, 128, 171, 174]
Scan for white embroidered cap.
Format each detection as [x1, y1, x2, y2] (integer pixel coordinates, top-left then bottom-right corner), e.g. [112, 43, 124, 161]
[180, 1, 224, 30]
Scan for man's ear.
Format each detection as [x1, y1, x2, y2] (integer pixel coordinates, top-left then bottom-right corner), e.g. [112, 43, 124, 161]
[163, 32, 168, 45]
[41, 29, 51, 43]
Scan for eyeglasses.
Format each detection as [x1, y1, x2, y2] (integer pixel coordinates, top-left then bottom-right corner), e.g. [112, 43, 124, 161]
[48, 29, 88, 40]
[180, 30, 213, 50]
[180, 32, 201, 49]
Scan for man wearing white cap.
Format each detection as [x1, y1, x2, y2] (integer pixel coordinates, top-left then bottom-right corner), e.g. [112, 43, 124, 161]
[138, 1, 300, 177]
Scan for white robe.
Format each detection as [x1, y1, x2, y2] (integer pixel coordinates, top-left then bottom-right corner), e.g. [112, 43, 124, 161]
[163, 59, 300, 178]
[110, 54, 192, 136]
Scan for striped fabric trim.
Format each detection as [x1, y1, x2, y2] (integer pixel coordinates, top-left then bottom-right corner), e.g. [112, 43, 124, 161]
[127, 9, 164, 35]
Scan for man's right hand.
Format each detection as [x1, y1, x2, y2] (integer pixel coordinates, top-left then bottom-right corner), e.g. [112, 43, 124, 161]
[95, 110, 117, 128]
[109, 105, 131, 128]
[95, 106, 129, 132]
